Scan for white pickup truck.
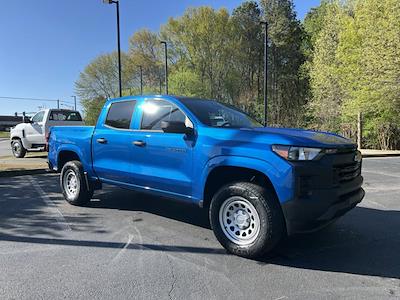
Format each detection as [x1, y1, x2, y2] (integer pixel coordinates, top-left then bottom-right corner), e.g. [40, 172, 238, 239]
[10, 109, 84, 158]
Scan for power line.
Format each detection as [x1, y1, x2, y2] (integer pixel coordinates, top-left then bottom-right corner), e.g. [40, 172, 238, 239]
[0, 96, 74, 105]
[0, 96, 58, 102]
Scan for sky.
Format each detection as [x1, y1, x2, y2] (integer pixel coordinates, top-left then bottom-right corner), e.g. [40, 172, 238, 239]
[0, 0, 320, 115]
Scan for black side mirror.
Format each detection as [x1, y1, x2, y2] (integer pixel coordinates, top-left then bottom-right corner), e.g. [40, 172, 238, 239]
[161, 121, 193, 135]
[23, 117, 32, 123]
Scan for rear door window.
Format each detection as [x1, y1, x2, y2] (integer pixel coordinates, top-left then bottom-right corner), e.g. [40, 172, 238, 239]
[105, 101, 136, 129]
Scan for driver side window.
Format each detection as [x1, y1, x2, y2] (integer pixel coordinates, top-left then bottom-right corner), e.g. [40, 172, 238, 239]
[31, 111, 45, 123]
[140, 100, 192, 131]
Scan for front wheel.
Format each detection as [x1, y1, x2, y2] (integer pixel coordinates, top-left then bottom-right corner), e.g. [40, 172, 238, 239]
[11, 139, 26, 158]
[60, 160, 93, 206]
[209, 182, 285, 259]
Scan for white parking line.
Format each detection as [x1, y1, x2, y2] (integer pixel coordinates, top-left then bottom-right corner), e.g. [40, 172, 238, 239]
[28, 175, 71, 231]
[111, 233, 134, 263]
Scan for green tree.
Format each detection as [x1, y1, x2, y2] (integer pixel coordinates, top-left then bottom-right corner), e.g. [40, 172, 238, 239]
[338, 0, 400, 148]
[169, 69, 208, 97]
[307, 1, 346, 131]
[260, 0, 307, 126]
[161, 7, 235, 100]
[231, 1, 263, 116]
[303, 0, 331, 60]
[80, 96, 107, 125]
[75, 52, 134, 100]
[128, 29, 164, 94]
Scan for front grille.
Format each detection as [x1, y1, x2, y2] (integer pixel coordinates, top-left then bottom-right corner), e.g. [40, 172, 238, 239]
[336, 147, 357, 154]
[334, 161, 361, 183]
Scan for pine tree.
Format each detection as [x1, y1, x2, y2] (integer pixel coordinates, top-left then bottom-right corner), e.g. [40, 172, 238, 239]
[230, 1, 263, 116]
[260, 0, 307, 126]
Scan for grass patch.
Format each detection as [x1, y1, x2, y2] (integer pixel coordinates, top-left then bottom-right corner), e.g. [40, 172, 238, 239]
[0, 132, 10, 138]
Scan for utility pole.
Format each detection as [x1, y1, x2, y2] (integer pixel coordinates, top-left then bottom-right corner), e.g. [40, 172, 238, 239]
[71, 96, 77, 110]
[140, 65, 143, 95]
[357, 111, 363, 149]
[160, 41, 168, 94]
[103, 0, 122, 97]
[115, 0, 122, 97]
[57, 99, 60, 109]
[260, 21, 268, 127]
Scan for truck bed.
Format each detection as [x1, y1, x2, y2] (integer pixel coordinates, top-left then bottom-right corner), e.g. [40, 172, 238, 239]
[48, 126, 95, 172]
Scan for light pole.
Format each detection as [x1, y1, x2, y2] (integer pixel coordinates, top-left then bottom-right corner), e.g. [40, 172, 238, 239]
[71, 96, 77, 110]
[139, 65, 143, 95]
[103, 0, 122, 98]
[160, 41, 168, 95]
[260, 21, 268, 127]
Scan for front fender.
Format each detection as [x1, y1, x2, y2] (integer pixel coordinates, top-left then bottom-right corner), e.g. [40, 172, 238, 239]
[197, 155, 294, 205]
[10, 130, 31, 149]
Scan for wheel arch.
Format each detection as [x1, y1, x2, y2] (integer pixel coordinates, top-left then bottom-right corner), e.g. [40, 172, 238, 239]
[57, 148, 82, 171]
[203, 165, 280, 210]
[11, 135, 29, 149]
[199, 156, 293, 206]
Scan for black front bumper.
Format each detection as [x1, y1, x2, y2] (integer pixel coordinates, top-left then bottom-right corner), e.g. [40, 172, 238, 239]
[282, 149, 365, 235]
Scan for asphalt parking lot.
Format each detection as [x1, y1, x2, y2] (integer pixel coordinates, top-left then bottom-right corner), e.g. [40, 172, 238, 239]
[0, 139, 10, 157]
[0, 158, 399, 299]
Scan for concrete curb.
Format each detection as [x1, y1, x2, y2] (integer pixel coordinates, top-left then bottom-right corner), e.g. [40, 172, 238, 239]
[0, 169, 50, 178]
[362, 153, 400, 158]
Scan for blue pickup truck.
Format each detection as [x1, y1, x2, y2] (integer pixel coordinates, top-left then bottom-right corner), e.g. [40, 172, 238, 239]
[48, 95, 364, 258]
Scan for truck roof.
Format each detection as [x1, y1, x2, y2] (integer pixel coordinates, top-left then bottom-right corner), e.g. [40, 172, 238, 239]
[105, 95, 216, 105]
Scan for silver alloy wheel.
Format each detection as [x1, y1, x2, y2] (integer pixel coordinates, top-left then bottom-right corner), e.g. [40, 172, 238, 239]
[63, 169, 79, 198]
[219, 196, 261, 245]
[12, 142, 21, 156]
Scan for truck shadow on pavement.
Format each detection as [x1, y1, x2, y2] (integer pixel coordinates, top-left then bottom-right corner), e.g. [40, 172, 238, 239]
[0, 175, 105, 237]
[91, 185, 211, 229]
[0, 175, 399, 279]
[86, 186, 400, 279]
[266, 206, 400, 279]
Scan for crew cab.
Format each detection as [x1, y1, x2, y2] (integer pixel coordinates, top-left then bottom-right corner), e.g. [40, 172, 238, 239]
[48, 95, 364, 258]
[10, 109, 83, 158]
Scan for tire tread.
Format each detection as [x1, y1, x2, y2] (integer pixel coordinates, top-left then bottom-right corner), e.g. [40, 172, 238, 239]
[60, 160, 93, 206]
[209, 181, 284, 258]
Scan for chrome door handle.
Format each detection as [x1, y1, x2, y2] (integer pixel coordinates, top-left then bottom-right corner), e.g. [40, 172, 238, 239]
[133, 140, 146, 147]
[96, 138, 107, 144]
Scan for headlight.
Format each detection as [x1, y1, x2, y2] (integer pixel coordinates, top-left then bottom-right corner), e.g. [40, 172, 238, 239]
[272, 145, 324, 161]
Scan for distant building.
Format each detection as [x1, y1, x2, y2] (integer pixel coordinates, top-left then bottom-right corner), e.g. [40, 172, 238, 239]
[0, 115, 23, 131]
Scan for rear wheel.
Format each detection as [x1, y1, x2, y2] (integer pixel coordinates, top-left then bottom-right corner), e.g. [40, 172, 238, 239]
[11, 139, 26, 158]
[60, 160, 93, 206]
[209, 182, 285, 259]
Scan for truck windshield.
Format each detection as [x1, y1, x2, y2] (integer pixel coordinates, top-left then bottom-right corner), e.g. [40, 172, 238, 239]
[179, 98, 262, 128]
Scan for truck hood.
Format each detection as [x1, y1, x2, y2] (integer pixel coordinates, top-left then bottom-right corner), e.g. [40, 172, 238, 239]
[10, 123, 26, 132]
[244, 127, 355, 149]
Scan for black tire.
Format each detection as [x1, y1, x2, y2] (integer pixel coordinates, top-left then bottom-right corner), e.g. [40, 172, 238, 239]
[209, 182, 285, 259]
[11, 139, 27, 158]
[60, 160, 93, 206]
